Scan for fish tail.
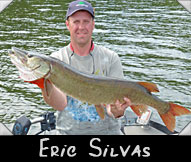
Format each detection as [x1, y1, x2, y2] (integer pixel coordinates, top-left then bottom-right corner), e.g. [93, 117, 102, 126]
[159, 103, 191, 132]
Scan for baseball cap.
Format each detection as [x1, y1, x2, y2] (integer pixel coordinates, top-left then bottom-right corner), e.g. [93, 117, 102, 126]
[66, 0, 94, 20]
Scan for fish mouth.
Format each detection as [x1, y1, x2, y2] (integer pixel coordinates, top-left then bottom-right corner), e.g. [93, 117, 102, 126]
[9, 47, 51, 81]
[8, 47, 42, 78]
[9, 47, 28, 65]
[11, 47, 28, 55]
[9, 47, 42, 71]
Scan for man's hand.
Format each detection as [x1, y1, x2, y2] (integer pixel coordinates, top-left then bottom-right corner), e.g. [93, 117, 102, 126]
[106, 97, 131, 118]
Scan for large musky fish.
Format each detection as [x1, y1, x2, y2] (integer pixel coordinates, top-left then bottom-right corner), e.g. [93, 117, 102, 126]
[8, 47, 191, 132]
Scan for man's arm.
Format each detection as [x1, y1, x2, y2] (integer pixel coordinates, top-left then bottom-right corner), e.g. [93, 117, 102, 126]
[106, 52, 131, 118]
[41, 79, 67, 111]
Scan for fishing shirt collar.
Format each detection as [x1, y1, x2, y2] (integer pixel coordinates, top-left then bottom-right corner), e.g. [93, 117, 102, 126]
[69, 40, 95, 54]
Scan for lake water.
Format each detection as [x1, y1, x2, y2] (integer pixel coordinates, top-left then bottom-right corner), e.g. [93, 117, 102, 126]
[0, 0, 191, 133]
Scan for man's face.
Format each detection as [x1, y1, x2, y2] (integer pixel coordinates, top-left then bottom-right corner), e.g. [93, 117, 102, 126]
[66, 11, 95, 46]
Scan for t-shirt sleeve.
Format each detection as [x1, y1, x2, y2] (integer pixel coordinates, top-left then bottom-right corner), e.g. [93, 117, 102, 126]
[108, 53, 124, 79]
[50, 48, 69, 64]
[51, 50, 61, 60]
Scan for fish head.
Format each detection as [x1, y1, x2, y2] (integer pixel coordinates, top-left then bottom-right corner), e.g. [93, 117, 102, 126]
[8, 47, 51, 81]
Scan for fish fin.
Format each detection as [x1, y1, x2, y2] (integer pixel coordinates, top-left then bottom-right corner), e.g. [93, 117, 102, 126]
[24, 78, 45, 89]
[169, 102, 191, 116]
[138, 82, 159, 93]
[159, 103, 191, 132]
[95, 105, 105, 120]
[130, 105, 148, 116]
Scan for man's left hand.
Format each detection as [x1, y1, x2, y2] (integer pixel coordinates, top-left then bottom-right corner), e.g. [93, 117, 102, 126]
[106, 97, 131, 118]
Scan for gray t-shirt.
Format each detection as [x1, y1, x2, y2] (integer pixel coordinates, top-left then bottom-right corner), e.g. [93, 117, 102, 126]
[51, 43, 124, 135]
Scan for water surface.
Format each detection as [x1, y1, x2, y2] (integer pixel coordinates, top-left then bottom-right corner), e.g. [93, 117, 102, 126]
[0, 0, 191, 132]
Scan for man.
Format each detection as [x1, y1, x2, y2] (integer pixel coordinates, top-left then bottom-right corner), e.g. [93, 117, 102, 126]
[42, 0, 131, 135]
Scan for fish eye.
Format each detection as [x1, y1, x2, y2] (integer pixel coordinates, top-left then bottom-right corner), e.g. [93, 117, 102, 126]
[28, 54, 33, 58]
[8, 50, 14, 54]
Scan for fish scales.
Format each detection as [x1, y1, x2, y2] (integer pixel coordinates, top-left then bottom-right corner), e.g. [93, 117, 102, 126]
[48, 58, 168, 112]
[49, 60, 145, 104]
